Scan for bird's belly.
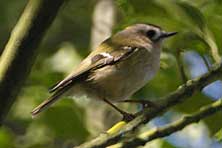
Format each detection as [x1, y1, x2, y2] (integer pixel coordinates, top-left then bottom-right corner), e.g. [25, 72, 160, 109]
[86, 49, 160, 101]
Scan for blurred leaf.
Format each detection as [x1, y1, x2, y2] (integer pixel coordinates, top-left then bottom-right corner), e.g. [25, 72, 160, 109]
[174, 93, 210, 113]
[176, 1, 206, 31]
[175, 1, 220, 62]
[0, 127, 15, 148]
[42, 0, 94, 55]
[204, 111, 222, 136]
[203, 1, 222, 51]
[174, 93, 222, 135]
[47, 42, 82, 75]
[161, 140, 178, 148]
[39, 99, 89, 142]
[115, 0, 180, 33]
[10, 86, 48, 121]
[116, 0, 168, 17]
[202, 28, 220, 63]
[215, 128, 222, 142]
[170, 31, 208, 55]
[20, 123, 53, 148]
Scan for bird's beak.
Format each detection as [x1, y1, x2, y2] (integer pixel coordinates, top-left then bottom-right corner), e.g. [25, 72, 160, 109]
[160, 32, 177, 38]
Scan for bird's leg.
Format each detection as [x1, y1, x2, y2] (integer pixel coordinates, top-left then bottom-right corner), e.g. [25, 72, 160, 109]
[103, 98, 135, 122]
[118, 99, 159, 109]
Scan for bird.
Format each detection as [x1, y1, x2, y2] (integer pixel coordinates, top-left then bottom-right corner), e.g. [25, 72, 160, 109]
[31, 23, 177, 121]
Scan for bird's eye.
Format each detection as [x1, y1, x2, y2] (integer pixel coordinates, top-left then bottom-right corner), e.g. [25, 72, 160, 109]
[146, 30, 156, 39]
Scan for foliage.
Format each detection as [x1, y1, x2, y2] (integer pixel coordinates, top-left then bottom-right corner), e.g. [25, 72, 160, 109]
[215, 128, 222, 142]
[0, 0, 222, 147]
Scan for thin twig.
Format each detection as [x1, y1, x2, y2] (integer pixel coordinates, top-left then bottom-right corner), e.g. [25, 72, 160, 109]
[120, 99, 222, 147]
[202, 55, 211, 71]
[175, 48, 187, 83]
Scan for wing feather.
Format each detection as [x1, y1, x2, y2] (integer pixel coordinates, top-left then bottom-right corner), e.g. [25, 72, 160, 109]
[48, 46, 137, 93]
[31, 46, 137, 116]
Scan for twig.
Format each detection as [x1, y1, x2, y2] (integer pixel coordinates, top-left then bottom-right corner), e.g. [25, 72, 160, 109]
[120, 99, 222, 147]
[76, 62, 222, 148]
[175, 48, 187, 83]
[202, 55, 211, 71]
[0, 0, 66, 124]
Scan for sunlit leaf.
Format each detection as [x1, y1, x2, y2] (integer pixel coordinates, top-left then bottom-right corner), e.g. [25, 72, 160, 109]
[215, 128, 222, 142]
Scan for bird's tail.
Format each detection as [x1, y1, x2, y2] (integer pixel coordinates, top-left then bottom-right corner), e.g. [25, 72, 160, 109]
[31, 87, 69, 117]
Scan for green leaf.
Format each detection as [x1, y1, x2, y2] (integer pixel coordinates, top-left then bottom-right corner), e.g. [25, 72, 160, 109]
[176, 2, 206, 31]
[39, 99, 89, 142]
[0, 127, 15, 148]
[170, 31, 208, 55]
[116, 0, 168, 17]
[175, 1, 220, 62]
[161, 140, 178, 148]
[215, 128, 222, 142]
[205, 111, 222, 136]
[174, 93, 222, 135]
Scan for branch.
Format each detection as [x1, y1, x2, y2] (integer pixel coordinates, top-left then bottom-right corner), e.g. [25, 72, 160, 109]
[76, 62, 222, 148]
[120, 99, 222, 147]
[0, 0, 66, 124]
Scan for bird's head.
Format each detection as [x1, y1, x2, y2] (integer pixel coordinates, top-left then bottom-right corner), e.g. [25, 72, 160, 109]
[125, 23, 177, 41]
[113, 23, 177, 50]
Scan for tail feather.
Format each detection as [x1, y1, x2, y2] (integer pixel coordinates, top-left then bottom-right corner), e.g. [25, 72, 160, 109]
[31, 86, 70, 117]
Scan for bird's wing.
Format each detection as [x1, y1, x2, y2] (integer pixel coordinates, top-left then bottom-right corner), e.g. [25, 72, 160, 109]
[31, 47, 138, 117]
[48, 46, 138, 93]
[31, 46, 138, 116]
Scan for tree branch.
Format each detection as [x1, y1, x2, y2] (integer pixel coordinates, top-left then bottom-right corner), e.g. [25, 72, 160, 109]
[0, 0, 66, 125]
[76, 62, 222, 148]
[120, 98, 222, 147]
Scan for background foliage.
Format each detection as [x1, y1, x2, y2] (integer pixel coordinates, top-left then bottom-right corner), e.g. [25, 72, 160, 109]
[0, 0, 222, 147]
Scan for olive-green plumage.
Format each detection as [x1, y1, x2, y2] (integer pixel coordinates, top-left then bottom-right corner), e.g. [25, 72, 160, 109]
[31, 24, 177, 116]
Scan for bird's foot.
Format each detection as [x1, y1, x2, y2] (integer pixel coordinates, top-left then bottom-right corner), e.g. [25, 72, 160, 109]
[103, 98, 136, 122]
[121, 112, 136, 122]
[118, 99, 160, 110]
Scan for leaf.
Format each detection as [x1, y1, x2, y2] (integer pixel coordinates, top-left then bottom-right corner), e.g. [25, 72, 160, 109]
[116, 0, 168, 17]
[204, 111, 222, 136]
[176, 2, 206, 31]
[0, 128, 15, 148]
[174, 93, 222, 135]
[175, 1, 220, 62]
[161, 140, 178, 148]
[170, 31, 208, 55]
[215, 128, 222, 142]
[201, 28, 220, 63]
[39, 99, 89, 142]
